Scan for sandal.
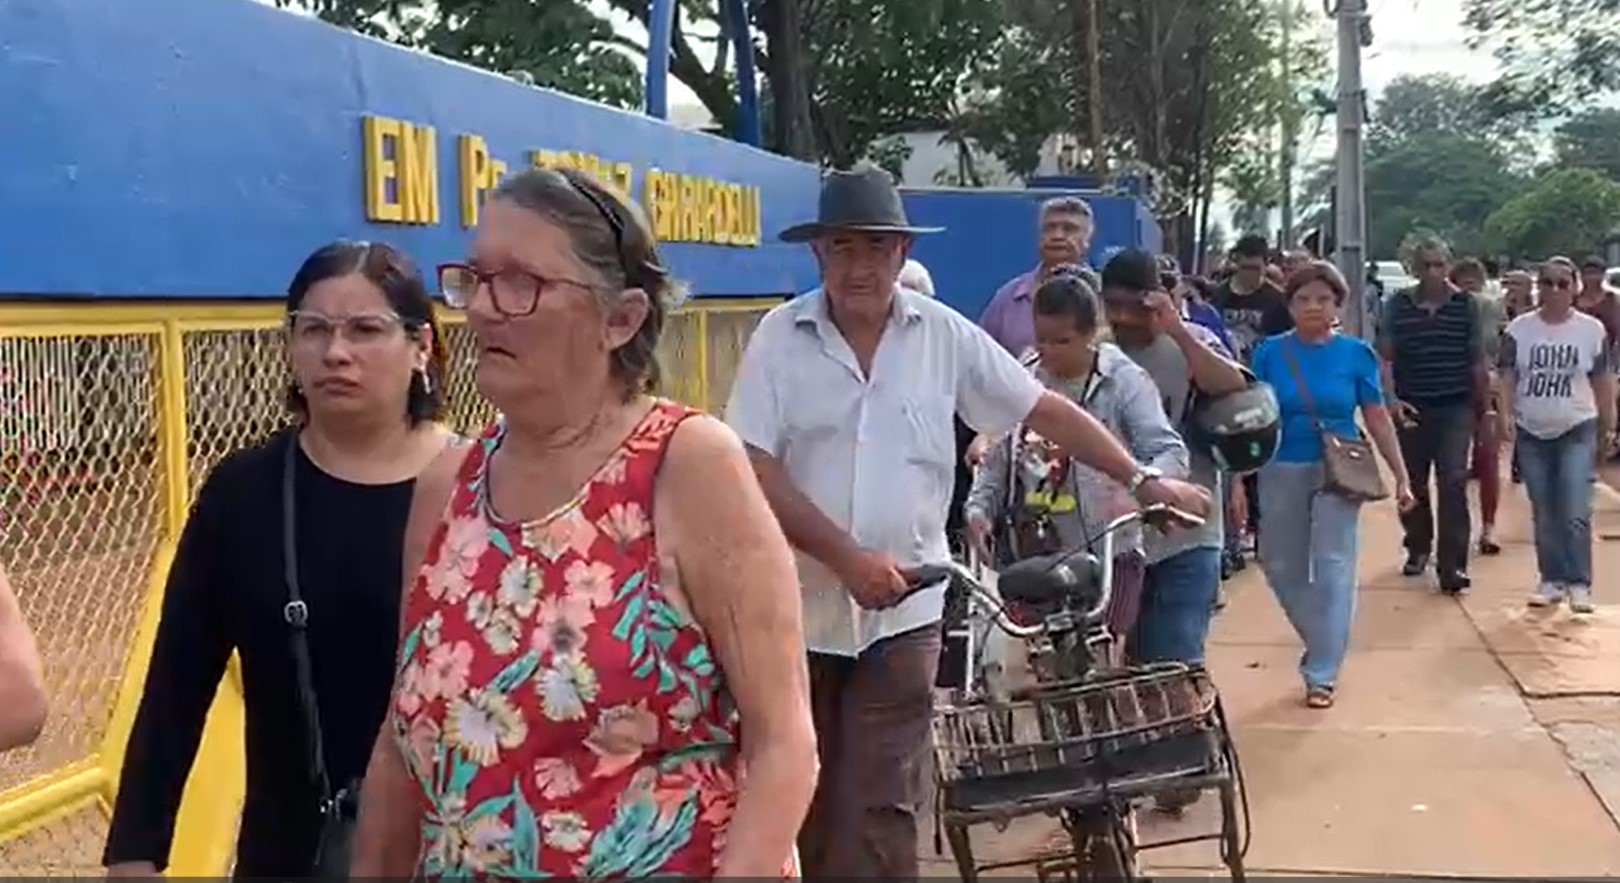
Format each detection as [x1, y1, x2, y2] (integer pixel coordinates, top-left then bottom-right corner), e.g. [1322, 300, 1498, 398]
[1305, 686, 1335, 709]
[1479, 536, 1502, 556]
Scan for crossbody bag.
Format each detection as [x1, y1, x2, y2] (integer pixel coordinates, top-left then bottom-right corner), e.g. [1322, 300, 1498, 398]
[281, 432, 361, 878]
[1280, 338, 1389, 503]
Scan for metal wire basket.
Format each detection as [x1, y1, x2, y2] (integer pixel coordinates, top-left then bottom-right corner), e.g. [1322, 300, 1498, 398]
[932, 662, 1224, 813]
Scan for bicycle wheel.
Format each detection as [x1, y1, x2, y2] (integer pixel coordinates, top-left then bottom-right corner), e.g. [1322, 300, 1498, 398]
[1219, 778, 1245, 882]
[1063, 803, 1138, 882]
[1215, 697, 1250, 881]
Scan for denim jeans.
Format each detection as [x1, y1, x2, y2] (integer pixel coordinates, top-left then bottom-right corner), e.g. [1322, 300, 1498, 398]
[1258, 461, 1362, 690]
[1516, 420, 1597, 587]
[1131, 547, 1222, 664]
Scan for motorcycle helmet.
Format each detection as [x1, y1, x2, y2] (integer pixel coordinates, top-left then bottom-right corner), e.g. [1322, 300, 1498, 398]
[1187, 380, 1282, 475]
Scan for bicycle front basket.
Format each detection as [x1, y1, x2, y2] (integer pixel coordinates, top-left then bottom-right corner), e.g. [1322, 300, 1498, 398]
[931, 662, 1223, 812]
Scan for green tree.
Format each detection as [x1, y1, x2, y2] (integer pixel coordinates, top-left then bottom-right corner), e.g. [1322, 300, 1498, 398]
[1295, 158, 1336, 234]
[281, 0, 1008, 166]
[955, 22, 1073, 179]
[956, 0, 1331, 259]
[793, 0, 1005, 166]
[1485, 168, 1620, 257]
[1368, 74, 1495, 148]
[1462, 0, 1620, 117]
[273, 0, 644, 108]
[1223, 143, 1280, 235]
[1364, 135, 1525, 259]
[867, 135, 915, 182]
[599, 0, 1009, 163]
[1554, 108, 1620, 182]
[1324, 74, 1535, 259]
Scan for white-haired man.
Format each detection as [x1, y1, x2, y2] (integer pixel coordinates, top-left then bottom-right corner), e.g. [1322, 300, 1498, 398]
[898, 258, 935, 297]
[978, 195, 1095, 358]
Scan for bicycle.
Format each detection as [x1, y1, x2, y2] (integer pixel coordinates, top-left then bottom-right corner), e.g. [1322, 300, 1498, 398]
[904, 503, 1250, 882]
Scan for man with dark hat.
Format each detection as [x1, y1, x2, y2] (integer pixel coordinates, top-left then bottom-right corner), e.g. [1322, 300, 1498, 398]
[724, 163, 1211, 879]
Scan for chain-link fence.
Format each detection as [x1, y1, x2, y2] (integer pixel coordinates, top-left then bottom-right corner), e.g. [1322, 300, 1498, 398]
[0, 297, 776, 873]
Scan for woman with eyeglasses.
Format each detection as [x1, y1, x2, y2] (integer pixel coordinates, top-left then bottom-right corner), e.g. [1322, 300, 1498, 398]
[348, 168, 814, 879]
[104, 241, 458, 877]
[1496, 256, 1616, 613]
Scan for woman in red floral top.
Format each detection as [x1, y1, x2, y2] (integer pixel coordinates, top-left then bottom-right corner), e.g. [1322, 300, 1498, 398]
[349, 168, 817, 879]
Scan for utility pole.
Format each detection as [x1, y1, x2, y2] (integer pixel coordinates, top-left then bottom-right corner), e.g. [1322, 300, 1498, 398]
[1334, 0, 1369, 338]
[1088, 0, 1101, 179]
[1278, 0, 1296, 249]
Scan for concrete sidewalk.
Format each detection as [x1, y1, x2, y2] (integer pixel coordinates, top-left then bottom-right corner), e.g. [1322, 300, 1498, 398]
[926, 472, 1620, 879]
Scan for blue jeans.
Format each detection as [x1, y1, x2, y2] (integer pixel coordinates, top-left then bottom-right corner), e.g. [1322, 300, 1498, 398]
[1516, 420, 1597, 587]
[1258, 461, 1362, 690]
[1131, 547, 1222, 664]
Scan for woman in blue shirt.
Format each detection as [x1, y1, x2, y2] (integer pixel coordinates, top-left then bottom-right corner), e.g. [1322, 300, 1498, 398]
[1250, 262, 1414, 709]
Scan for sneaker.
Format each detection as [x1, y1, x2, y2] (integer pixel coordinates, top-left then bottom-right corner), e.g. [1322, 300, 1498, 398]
[1569, 585, 1595, 614]
[1528, 582, 1564, 608]
[1402, 553, 1430, 577]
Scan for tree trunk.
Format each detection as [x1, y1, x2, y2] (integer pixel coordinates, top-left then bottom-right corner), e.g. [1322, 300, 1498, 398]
[1067, 0, 1098, 178]
[1199, 173, 1216, 271]
[1185, 3, 1212, 270]
[1087, 0, 1106, 178]
[760, 0, 816, 161]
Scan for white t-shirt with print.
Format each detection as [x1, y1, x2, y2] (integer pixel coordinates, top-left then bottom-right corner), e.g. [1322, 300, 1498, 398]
[1501, 310, 1609, 439]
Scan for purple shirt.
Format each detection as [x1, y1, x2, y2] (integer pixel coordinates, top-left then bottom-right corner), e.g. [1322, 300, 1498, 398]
[978, 269, 1041, 357]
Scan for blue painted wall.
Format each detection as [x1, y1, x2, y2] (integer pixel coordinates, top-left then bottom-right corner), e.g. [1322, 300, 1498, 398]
[902, 188, 1163, 320]
[0, 0, 822, 299]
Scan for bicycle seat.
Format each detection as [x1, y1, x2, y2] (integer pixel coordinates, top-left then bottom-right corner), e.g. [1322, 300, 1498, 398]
[996, 549, 1104, 609]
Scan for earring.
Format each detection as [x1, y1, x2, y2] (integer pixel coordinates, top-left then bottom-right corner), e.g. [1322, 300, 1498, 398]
[417, 366, 433, 396]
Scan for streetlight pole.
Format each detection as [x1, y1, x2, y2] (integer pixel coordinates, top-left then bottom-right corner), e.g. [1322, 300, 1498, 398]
[1279, 0, 1296, 249]
[1334, 0, 1370, 338]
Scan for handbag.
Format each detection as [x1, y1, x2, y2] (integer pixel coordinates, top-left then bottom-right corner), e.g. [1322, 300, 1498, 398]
[1280, 338, 1390, 503]
[993, 360, 1099, 567]
[991, 430, 1066, 568]
[281, 432, 361, 878]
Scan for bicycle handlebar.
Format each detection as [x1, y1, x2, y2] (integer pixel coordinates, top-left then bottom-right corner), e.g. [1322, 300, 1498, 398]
[897, 503, 1205, 637]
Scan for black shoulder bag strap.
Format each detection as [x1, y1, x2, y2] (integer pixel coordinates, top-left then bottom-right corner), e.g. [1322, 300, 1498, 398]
[282, 432, 350, 874]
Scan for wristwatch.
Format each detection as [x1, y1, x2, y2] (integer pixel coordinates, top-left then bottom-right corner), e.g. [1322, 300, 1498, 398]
[1126, 465, 1164, 498]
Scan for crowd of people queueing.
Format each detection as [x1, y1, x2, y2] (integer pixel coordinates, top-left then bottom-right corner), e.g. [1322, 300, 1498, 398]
[0, 163, 1610, 883]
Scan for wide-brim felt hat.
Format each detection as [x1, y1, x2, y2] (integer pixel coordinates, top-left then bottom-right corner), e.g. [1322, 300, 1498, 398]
[779, 163, 945, 243]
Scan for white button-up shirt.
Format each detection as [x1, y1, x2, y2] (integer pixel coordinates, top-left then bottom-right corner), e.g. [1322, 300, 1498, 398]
[724, 287, 1044, 657]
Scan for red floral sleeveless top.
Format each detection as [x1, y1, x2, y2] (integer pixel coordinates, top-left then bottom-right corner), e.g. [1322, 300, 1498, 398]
[390, 400, 782, 878]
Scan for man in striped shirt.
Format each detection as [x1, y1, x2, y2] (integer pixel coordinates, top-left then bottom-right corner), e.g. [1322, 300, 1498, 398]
[1377, 236, 1490, 594]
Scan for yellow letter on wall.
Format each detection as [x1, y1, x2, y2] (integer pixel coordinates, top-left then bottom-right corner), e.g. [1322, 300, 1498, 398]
[362, 116, 404, 223]
[398, 123, 441, 225]
[459, 135, 491, 228]
[459, 135, 508, 227]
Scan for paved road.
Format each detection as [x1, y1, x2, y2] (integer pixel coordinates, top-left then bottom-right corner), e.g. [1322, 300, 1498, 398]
[929, 467, 1620, 879]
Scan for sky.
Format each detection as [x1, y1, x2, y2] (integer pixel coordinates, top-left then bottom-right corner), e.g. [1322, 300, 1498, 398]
[1361, 0, 1493, 96]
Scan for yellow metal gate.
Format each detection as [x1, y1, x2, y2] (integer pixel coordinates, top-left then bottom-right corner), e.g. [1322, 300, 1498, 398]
[0, 298, 775, 874]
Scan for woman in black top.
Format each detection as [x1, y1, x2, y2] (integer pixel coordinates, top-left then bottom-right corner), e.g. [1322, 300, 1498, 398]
[104, 241, 459, 877]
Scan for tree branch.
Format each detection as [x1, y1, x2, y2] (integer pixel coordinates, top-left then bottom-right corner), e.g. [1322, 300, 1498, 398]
[607, 0, 737, 129]
[604, 31, 648, 56]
